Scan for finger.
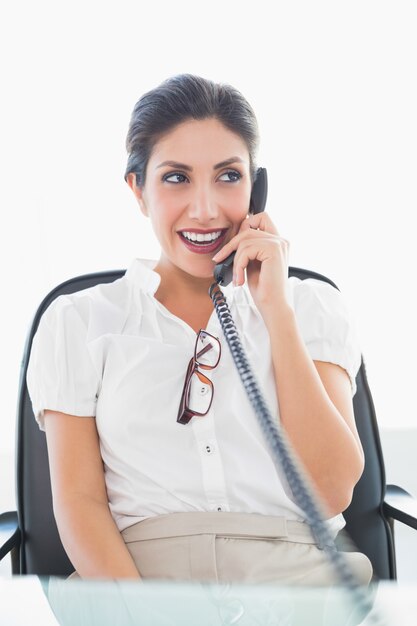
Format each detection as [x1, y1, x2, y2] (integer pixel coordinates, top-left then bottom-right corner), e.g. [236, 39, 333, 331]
[212, 225, 280, 263]
[233, 237, 277, 286]
[233, 239, 283, 285]
[237, 214, 252, 233]
[212, 229, 276, 262]
[247, 212, 280, 235]
[212, 217, 249, 261]
[233, 244, 265, 286]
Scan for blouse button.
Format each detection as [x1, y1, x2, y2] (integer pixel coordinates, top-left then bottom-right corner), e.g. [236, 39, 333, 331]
[199, 385, 210, 396]
[202, 442, 216, 455]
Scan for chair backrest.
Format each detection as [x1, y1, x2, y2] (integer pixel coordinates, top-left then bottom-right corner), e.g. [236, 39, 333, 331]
[15, 267, 395, 578]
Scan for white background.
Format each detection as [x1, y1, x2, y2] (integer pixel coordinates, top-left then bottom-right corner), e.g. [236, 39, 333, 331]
[0, 1, 416, 530]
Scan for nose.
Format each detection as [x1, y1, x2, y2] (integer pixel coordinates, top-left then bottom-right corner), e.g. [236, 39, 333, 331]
[187, 183, 219, 222]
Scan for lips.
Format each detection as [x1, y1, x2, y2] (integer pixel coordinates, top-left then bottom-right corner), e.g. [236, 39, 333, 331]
[178, 230, 228, 255]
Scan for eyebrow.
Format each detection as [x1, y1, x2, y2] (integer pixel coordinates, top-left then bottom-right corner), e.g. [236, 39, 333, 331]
[156, 156, 245, 171]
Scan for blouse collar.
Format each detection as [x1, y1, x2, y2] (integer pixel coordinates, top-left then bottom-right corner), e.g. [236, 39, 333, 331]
[125, 258, 162, 295]
[125, 257, 236, 300]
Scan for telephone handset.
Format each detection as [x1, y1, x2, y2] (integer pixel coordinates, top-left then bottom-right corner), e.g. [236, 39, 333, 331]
[213, 167, 268, 286]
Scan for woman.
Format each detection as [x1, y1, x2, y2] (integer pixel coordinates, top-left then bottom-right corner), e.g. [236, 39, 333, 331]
[27, 73, 372, 585]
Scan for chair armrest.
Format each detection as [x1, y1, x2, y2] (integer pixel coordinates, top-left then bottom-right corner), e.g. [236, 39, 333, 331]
[0, 511, 21, 561]
[383, 484, 417, 530]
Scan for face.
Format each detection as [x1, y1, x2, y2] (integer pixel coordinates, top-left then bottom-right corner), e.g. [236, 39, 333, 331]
[127, 118, 252, 282]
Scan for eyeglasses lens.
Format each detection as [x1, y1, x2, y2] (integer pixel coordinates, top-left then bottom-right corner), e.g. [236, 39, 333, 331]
[187, 370, 213, 414]
[196, 332, 220, 368]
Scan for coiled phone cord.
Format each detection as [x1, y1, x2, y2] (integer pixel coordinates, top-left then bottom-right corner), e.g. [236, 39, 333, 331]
[209, 280, 384, 625]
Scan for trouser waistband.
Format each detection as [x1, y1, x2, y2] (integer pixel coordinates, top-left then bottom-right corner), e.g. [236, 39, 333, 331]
[121, 512, 319, 545]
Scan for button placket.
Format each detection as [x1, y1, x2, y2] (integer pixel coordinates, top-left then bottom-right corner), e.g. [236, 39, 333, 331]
[192, 413, 229, 512]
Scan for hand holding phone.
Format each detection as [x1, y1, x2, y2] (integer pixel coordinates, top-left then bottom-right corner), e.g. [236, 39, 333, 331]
[214, 167, 268, 286]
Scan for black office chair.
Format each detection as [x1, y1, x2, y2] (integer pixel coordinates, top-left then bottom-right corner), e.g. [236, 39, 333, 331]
[1, 267, 416, 579]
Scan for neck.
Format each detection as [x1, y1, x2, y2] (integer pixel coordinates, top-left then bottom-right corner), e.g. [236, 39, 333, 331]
[153, 257, 215, 305]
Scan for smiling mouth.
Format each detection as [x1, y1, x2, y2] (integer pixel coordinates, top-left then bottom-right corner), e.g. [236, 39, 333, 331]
[178, 229, 228, 254]
[180, 229, 226, 242]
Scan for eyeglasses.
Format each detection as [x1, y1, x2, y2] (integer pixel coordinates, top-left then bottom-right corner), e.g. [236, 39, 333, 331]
[177, 329, 222, 425]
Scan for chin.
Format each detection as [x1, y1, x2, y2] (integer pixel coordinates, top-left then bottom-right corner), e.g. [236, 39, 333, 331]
[181, 261, 215, 281]
[192, 269, 215, 281]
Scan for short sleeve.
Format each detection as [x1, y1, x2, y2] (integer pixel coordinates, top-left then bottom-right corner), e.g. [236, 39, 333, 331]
[291, 278, 362, 396]
[26, 295, 101, 431]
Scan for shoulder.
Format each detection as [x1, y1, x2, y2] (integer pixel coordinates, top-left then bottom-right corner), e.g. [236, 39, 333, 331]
[288, 276, 351, 322]
[288, 276, 362, 395]
[26, 279, 129, 428]
[287, 275, 359, 339]
[39, 273, 133, 339]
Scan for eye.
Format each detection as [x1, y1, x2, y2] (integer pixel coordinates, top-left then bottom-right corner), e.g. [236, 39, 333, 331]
[163, 172, 189, 184]
[218, 170, 242, 183]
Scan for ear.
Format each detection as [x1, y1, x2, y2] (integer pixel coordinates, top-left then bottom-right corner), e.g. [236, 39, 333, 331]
[126, 173, 148, 217]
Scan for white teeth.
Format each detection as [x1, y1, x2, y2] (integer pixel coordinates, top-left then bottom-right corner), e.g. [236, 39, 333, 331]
[181, 230, 223, 243]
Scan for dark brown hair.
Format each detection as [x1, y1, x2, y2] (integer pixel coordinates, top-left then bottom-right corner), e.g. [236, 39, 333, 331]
[125, 74, 259, 187]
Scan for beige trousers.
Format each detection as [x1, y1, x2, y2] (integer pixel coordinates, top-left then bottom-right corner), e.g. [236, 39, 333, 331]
[68, 512, 373, 586]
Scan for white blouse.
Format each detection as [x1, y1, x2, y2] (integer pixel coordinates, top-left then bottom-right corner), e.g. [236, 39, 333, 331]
[26, 258, 362, 535]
